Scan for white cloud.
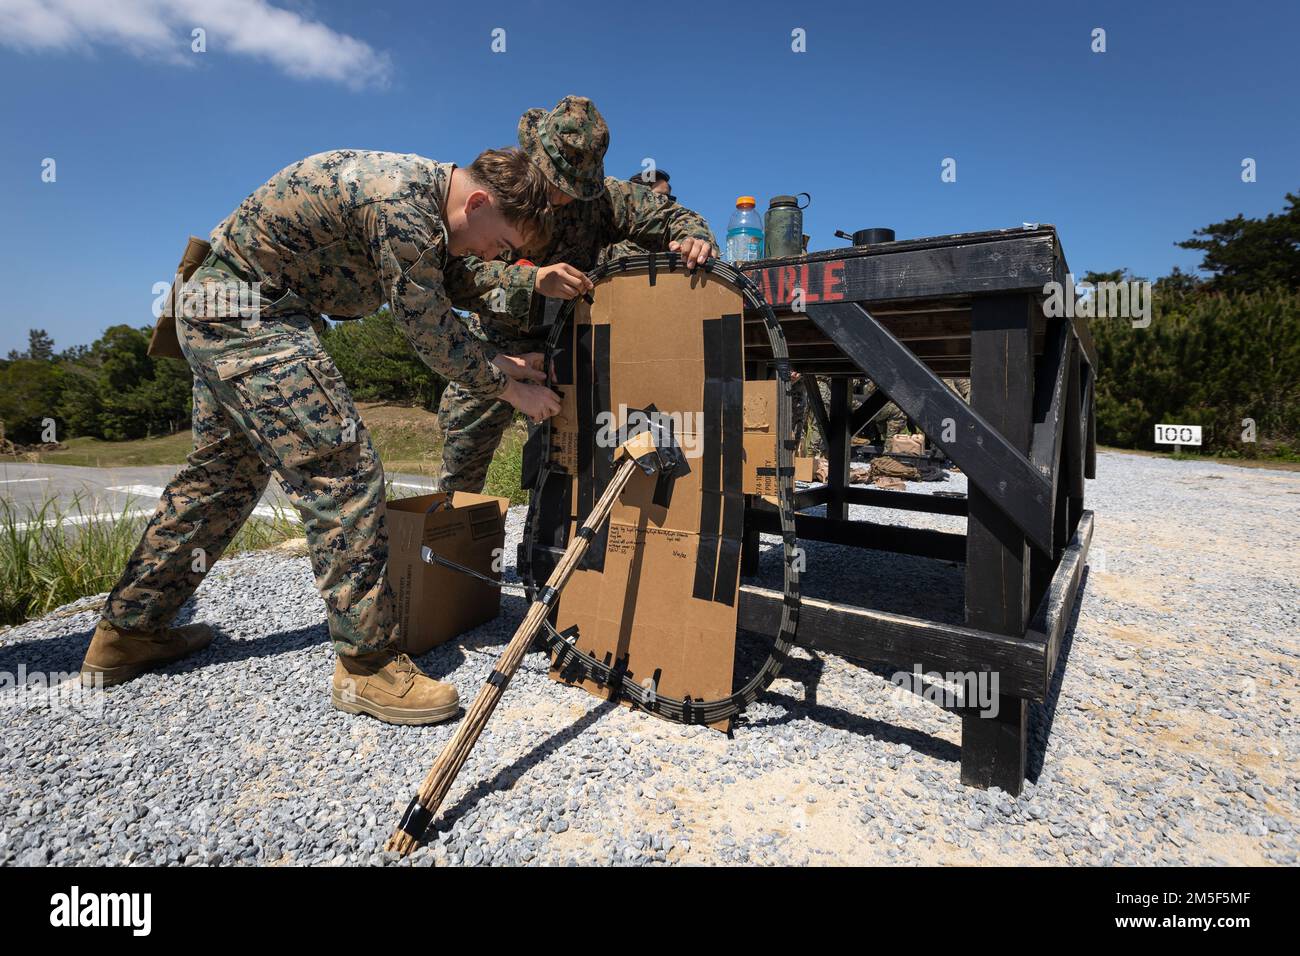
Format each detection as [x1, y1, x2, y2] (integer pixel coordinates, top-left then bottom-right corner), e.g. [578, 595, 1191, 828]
[0, 0, 392, 89]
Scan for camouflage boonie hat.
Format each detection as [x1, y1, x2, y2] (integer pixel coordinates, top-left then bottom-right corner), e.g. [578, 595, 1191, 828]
[517, 95, 608, 201]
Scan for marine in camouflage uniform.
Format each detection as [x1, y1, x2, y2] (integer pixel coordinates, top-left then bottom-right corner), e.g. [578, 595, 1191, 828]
[97, 150, 516, 664]
[437, 97, 718, 493]
[600, 168, 676, 264]
[874, 377, 971, 441]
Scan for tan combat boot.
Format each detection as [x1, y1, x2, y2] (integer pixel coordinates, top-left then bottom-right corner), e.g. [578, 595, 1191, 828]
[80, 620, 215, 687]
[331, 650, 460, 726]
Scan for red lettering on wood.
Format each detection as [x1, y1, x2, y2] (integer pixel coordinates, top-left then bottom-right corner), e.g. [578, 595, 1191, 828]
[822, 260, 845, 301]
[800, 264, 820, 303]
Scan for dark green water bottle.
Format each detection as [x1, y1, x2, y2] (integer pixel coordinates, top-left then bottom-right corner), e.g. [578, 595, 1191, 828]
[764, 193, 810, 258]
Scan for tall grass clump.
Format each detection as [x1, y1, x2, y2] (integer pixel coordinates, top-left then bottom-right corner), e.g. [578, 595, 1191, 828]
[0, 493, 299, 627]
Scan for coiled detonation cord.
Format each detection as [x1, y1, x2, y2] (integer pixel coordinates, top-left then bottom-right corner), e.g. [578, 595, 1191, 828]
[519, 253, 800, 726]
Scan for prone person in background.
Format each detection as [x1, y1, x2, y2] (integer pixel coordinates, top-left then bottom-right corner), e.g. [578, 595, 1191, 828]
[82, 148, 560, 726]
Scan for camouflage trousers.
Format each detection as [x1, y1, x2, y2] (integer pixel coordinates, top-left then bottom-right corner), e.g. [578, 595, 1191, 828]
[102, 311, 395, 657]
[436, 333, 534, 493]
[877, 377, 971, 438]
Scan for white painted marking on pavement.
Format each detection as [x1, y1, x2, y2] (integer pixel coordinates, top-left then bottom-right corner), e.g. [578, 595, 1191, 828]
[104, 485, 303, 524]
[106, 484, 167, 497]
[13, 510, 157, 532]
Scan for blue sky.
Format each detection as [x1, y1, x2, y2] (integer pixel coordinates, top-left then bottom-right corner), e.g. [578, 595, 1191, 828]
[2, 0, 1297, 355]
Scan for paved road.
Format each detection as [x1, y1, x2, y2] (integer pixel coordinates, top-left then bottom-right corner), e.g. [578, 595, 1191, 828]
[0, 460, 440, 525]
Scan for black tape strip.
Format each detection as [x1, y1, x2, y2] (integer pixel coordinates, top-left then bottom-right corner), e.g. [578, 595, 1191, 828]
[521, 424, 546, 490]
[607, 656, 628, 702]
[585, 323, 612, 572]
[552, 345, 572, 386]
[397, 797, 433, 840]
[575, 324, 594, 535]
[693, 318, 723, 600]
[487, 670, 509, 689]
[648, 252, 657, 286]
[576, 526, 595, 541]
[539, 586, 559, 607]
[713, 313, 744, 606]
[537, 474, 570, 550]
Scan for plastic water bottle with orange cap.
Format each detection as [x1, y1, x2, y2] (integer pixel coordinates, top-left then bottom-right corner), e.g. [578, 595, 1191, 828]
[725, 196, 765, 263]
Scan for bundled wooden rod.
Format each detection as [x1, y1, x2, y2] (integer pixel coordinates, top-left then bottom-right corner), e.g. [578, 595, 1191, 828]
[386, 452, 644, 857]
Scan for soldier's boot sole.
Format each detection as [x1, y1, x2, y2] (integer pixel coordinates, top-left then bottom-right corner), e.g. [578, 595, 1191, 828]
[330, 689, 461, 726]
[80, 628, 215, 688]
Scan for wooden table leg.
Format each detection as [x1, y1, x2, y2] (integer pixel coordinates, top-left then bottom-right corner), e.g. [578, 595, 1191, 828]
[961, 293, 1035, 794]
[826, 377, 851, 521]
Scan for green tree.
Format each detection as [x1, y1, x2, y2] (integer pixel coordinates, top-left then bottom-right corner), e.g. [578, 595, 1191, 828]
[89, 325, 191, 440]
[56, 365, 104, 437]
[1092, 287, 1300, 456]
[1177, 190, 1300, 293]
[0, 360, 66, 444]
[27, 329, 55, 361]
[321, 311, 446, 410]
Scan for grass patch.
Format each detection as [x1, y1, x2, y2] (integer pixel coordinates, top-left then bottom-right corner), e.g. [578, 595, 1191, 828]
[483, 421, 528, 504]
[22, 402, 447, 473]
[30, 432, 197, 468]
[0, 493, 300, 627]
[358, 402, 446, 476]
[17, 403, 541, 495]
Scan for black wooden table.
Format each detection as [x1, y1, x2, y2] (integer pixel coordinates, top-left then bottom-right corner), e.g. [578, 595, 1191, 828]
[733, 226, 1096, 795]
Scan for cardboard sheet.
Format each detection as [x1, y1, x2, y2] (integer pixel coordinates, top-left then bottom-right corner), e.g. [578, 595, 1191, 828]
[545, 270, 746, 730]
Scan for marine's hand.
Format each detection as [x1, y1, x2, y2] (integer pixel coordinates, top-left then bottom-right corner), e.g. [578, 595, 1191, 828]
[536, 263, 593, 299]
[502, 380, 561, 422]
[492, 353, 548, 383]
[669, 237, 714, 269]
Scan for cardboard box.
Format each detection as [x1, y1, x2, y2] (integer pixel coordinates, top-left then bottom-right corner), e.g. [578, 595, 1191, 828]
[386, 491, 508, 656]
[742, 379, 814, 494]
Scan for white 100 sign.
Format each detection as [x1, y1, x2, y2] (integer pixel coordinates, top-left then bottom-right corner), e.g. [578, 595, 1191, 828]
[1154, 424, 1202, 446]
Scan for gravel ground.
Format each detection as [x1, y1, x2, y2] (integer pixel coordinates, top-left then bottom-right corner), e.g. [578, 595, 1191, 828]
[2, 451, 1296, 866]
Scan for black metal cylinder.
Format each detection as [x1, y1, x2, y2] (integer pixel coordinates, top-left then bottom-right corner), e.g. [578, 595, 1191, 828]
[852, 227, 895, 245]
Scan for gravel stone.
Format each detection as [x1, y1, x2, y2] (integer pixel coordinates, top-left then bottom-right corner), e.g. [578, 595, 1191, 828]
[2, 453, 1296, 865]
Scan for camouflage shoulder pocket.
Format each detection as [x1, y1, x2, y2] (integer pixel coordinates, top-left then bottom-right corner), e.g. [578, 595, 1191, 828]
[229, 356, 363, 470]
